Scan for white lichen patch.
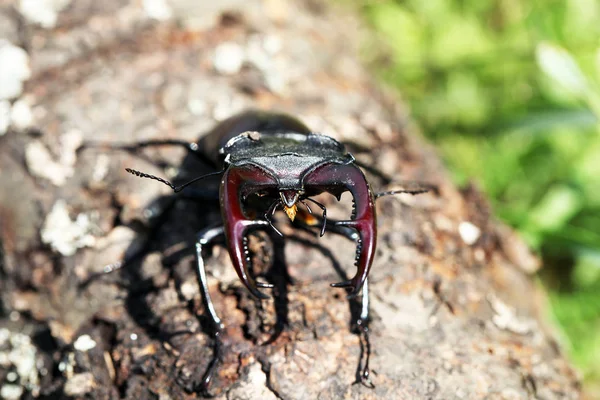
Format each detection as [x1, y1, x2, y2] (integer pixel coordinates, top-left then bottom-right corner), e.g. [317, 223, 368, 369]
[73, 335, 97, 352]
[18, 0, 72, 29]
[458, 221, 481, 245]
[245, 34, 286, 92]
[488, 294, 535, 335]
[0, 100, 10, 135]
[213, 42, 245, 75]
[143, 0, 173, 20]
[25, 141, 66, 185]
[92, 153, 110, 183]
[64, 372, 96, 397]
[25, 129, 83, 186]
[59, 129, 83, 169]
[10, 98, 34, 130]
[372, 291, 431, 333]
[226, 363, 278, 400]
[212, 34, 288, 91]
[41, 199, 97, 256]
[0, 40, 31, 100]
[179, 280, 198, 301]
[0, 328, 40, 397]
[0, 385, 23, 400]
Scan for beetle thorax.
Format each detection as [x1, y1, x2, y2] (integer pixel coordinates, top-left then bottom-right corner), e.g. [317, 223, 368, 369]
[222, 131, 353, 190]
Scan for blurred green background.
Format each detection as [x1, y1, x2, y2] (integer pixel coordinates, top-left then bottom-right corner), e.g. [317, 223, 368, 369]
[344, 0, 600, 394]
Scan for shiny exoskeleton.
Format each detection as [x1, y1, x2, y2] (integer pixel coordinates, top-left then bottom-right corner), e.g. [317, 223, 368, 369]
[111, 110, 428, 392]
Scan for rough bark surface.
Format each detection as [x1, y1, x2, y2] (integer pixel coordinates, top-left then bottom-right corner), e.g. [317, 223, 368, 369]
[0, 0, 582, 399]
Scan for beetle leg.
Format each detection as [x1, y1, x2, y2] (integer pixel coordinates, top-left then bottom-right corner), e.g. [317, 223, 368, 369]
[315, 221, 373, 387]
[300, 200, 312, 214]
[294, 208, 360, 242]
[355, 278, 374, 388]
[265, 200, 284, 237]
[194, 226, 225, 391]
[79, 138, 217, 168]
[304, 197, 327, 237]
[195, 226, 226, 330]
[313, 220, 374, 387]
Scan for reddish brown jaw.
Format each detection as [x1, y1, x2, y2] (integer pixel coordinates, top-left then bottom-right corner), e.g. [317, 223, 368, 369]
[222, 163, 376, 299]
[221, 165, 278, 299]
[304, 163, 377, 297]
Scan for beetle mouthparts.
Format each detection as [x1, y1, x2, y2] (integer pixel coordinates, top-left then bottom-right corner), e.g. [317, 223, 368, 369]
[284, 204, 298, 221]
[280, 190, 299, 221]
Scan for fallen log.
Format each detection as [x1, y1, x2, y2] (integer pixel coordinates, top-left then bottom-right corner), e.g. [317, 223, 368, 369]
[0, 0, 581, 398]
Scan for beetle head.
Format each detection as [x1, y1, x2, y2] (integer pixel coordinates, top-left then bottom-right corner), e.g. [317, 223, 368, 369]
[221, 161, 377, 299]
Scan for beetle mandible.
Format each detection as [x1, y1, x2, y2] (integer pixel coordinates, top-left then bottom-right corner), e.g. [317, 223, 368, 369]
[110, 110, 428, 391]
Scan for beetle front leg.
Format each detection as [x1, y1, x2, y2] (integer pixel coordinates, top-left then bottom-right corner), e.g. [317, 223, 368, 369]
[79, 138, 217, 168]
[355, 278, 374, 388]
[306, 217, 373, 387]
[194, 226, 226, 392]
[325, 223, 374, 387]
[326, 230, 374, 388]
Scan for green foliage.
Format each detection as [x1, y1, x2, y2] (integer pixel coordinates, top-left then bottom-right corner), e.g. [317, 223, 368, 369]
[348, 0, 600, 388]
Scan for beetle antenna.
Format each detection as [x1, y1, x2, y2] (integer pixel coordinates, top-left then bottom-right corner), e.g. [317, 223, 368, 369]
[125, 168, 224, 193]
[305, 198, 327, 237]
[374, 188, 429, 199]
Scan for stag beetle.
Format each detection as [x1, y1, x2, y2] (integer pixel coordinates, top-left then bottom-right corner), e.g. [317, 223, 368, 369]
[101, 110, 428, 391]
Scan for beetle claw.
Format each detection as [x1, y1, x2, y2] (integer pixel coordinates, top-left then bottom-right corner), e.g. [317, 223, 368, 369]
[330, 280, 353, 288]
[246, 283, 270, 300]
[256, 281, 274, 289]
[239, 271, 270, 299]
[331, 279, 362, 298]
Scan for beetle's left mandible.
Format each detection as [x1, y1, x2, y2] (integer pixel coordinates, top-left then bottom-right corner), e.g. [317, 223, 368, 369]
[303, 162, 377, 297]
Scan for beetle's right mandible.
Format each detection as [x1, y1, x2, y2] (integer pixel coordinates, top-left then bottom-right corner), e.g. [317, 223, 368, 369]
[220, 165, 276, 299]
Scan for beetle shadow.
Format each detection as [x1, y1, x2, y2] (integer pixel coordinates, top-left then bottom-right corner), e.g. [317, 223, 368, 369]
[82, 143, 308, 393]
[261, 231, 291, 346]
[81, 147, 368, 393]
[119, 144, 223, 311]
[78, 139, 230, 386]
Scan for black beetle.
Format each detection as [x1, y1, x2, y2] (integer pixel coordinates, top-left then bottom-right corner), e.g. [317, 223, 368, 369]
[98, 110, 429, 391]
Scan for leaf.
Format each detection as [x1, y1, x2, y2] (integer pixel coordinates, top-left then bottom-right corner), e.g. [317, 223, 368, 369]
[527, 184, 582, 233]
[536, 42, 589, 97]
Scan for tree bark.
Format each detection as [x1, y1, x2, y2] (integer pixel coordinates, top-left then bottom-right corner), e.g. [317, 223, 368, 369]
[0, 0, 581, 399]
